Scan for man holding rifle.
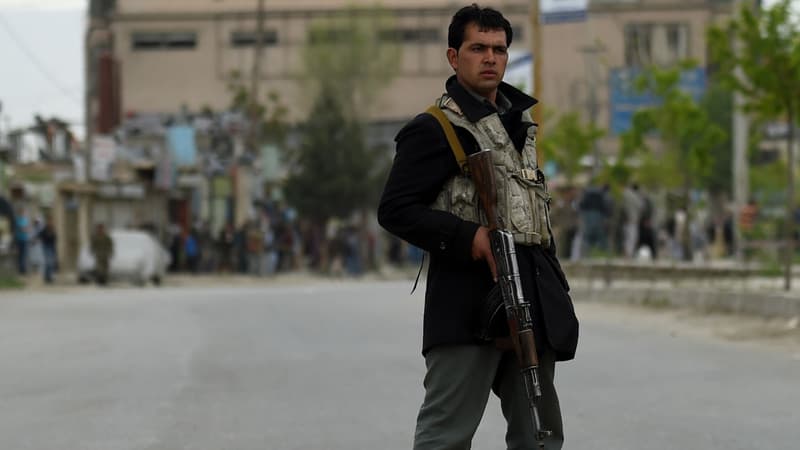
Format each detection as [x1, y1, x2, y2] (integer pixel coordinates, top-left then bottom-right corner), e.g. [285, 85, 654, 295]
[378, 4, 579, 449]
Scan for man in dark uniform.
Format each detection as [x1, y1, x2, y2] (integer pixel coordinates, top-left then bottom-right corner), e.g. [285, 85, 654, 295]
[90, 223, 113, 285]
[378, 4, 579, 449]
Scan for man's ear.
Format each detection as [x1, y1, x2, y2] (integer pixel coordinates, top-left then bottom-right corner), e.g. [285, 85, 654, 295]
[446, 48, 458, 71]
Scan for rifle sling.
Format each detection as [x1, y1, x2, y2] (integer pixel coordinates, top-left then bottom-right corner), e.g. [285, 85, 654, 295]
[425, 105, 469, 174]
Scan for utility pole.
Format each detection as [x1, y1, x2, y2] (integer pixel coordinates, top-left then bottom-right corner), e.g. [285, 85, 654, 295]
[531, 0, 542, 127]
[249, 0, 266, 153]
[732, 0, 750, 263]
[0, 101, 5, 195]
[580, 43, 603, 178]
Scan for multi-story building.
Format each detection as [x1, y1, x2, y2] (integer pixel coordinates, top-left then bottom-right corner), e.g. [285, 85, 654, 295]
[86, 0, 532, 137]
[77, 0, 737, 267]
[87, 0, 733, 147]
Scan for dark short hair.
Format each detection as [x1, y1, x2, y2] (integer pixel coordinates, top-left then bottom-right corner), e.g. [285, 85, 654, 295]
[448, 3, 513, 50]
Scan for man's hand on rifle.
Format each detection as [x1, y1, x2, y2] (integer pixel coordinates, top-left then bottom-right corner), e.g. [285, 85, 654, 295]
[472, 226, 498, 282]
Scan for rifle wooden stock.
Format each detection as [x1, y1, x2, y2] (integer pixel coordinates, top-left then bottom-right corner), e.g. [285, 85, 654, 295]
[467, 150, 501, 230]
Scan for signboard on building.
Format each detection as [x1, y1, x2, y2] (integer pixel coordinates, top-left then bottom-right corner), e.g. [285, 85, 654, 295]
[609, 67, 706, 134]
[72, 154, 87, 183]
[260, 144, 284, 183]
[167, 125, 197, 167]
[90, 135, 116, 181]
[96, 183, 146, 199]
[154, 152, 175, 191]
[541, 0, 588, 24]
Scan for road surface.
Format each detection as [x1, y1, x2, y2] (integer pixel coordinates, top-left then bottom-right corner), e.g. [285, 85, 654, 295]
[1, 280, 797, 449]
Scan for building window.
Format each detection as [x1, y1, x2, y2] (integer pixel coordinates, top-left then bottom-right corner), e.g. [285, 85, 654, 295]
[132, 32, 197, 51]
[308, 28, 355, 44]
[378, 28, 440, 43]
[230, 30, 278, 47]
[624, 23, 689, 67]
[512, 24, 524, 41]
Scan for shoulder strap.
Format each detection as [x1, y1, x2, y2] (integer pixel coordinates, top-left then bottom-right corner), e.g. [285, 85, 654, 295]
[425, 105, 469, 174]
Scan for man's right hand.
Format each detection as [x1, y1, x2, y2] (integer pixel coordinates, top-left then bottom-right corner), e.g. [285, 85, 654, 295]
[471, 226, 497, 282]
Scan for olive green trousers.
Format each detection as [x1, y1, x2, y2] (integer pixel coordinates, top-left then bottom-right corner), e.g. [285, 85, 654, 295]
[413, 344, 563, 450]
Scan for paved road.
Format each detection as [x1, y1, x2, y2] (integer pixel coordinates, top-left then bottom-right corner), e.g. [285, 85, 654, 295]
[1, 280, 798, 449]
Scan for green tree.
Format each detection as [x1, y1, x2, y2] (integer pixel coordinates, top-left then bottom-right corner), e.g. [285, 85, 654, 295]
[708, 0, 800, 289]
[538, 111, 605, 184]
[618, 63, 727, 198]
[227, 71, 289, 147]
[300, 6, 401, 121]
[284, 92, 385, 224]
[283, 5, 400, 269]
[603, 64, 726, 262]
[700, 81, 734, 196]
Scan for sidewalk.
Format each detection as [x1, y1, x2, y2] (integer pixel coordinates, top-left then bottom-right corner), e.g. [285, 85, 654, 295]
[5, 263, 800, 320]
[3, 264, 420, 293]
[561, 259, 800, 319]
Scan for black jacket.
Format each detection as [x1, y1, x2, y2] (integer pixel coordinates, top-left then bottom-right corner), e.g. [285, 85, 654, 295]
[378, 76, 578, 361]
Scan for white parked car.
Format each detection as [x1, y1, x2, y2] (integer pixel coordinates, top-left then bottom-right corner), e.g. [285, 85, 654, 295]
[78, 229, 171, 285]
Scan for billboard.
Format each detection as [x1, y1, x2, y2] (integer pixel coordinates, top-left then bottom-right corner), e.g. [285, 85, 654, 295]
[609, 67, 706, 134]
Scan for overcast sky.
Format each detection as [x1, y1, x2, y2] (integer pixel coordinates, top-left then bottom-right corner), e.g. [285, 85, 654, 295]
[0, 0, 85, 137]
[0, 0, 796, 140]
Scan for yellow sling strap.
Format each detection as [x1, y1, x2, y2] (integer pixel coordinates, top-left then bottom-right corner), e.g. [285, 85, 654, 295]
[425, 105, 469, 174]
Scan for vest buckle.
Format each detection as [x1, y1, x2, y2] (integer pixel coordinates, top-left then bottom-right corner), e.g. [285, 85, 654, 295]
[521, 168, 537, 181]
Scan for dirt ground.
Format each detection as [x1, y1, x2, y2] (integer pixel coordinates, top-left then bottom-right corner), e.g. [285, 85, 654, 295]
[575, 301, 800, 360]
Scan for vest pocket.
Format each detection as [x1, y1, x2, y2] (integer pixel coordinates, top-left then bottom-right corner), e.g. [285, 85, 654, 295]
[449, 175, 479, 224]
[506, 174, 552, 245]
[507, 178, 536, 235]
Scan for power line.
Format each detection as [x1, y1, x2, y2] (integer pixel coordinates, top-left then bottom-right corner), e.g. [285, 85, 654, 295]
[0, 12, 82, 105]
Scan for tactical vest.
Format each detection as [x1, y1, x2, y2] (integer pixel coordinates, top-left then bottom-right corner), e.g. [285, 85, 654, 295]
[430, 94, 552, 247]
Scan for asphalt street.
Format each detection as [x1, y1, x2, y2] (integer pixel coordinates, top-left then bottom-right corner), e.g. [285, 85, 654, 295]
[0, 280, 798, 449]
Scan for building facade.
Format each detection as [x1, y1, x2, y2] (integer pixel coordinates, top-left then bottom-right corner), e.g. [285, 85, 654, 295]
[87, 0, 532, 134]
[88, 0, 733, 144]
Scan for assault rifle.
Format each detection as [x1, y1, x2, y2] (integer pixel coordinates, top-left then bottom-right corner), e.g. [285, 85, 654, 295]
[468, 149, 552, 449]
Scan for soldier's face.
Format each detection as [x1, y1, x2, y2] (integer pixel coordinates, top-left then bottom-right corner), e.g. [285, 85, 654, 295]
[447, 23, 508, 103]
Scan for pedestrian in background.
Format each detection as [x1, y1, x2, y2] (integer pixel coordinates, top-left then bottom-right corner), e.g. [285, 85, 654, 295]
[637, 192, 658, 260]
[37, 217, 57, 284]
[184, 228, 200, 273]
[216, 223, 235, 273]
[245, 220, 263, 275]
[578, 183, 611, 257]
[90, 223, 113, 285]
[622, 183, 644, 258]
[14, 207, 30, 275]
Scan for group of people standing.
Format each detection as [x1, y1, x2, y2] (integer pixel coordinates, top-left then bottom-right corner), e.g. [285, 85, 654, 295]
[164, 213, 372, 278]
[550, 182, 739, 263]
[165, 218, 298, 276]
[11, 209, 58, 283]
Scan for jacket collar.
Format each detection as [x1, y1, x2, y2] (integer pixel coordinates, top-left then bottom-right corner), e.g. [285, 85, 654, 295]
[445, 75, 538, 123]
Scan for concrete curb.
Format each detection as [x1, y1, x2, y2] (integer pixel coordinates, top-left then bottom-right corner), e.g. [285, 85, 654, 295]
[571, 282, 800, 319]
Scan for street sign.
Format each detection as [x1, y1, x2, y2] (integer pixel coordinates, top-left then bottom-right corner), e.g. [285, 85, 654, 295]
[504, 51, 533, 94]
[541, 0, 588, 24]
